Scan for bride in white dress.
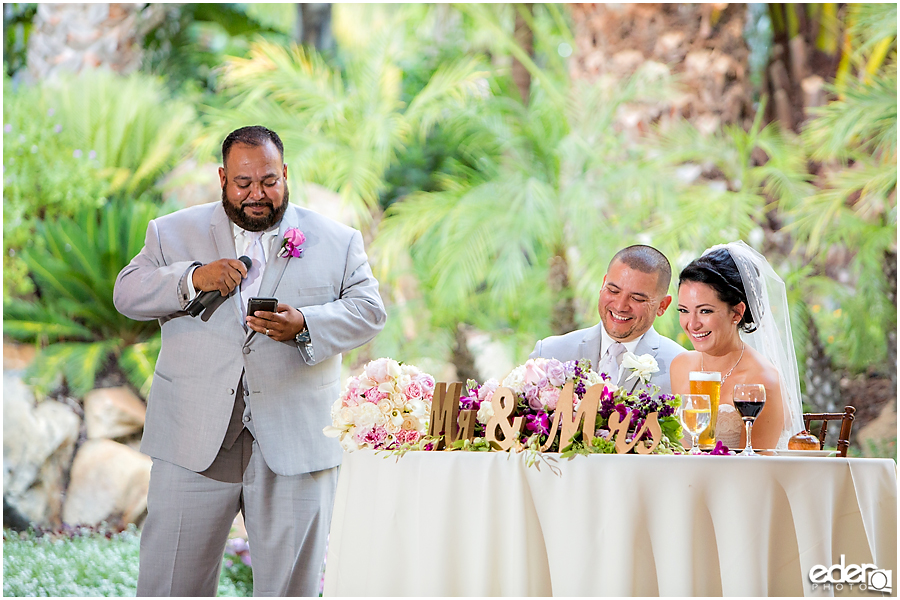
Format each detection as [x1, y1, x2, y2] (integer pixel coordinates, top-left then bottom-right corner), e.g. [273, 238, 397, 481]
[669, 241, 804, 450]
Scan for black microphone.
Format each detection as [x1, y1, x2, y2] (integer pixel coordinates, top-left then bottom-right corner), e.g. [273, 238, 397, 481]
[186, 255, 253, 317]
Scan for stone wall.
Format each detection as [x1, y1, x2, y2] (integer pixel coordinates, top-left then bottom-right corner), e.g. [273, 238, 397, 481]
[3, 343, 151, 529]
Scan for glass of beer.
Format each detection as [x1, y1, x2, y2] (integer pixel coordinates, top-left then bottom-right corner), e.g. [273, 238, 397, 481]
[690, 371, 722, 450]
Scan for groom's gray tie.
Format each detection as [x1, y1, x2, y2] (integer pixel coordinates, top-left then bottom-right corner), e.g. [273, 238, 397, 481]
[599, 341, 626, 382]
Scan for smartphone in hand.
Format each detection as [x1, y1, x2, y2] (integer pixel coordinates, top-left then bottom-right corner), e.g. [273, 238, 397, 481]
[247, 297, 278, 317]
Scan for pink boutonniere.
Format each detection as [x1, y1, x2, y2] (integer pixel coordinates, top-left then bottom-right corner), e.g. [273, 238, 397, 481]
[279, 228, 305, 258]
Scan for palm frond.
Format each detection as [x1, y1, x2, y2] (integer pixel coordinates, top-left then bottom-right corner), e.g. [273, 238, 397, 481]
[119, 336, 162, 398]
[803, 71, 898, 160]
[24, 339, 121, 398]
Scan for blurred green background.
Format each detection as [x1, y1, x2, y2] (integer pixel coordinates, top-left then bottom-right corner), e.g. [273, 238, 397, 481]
[2, 0, 896, 518]
[2, 3, 895, 595]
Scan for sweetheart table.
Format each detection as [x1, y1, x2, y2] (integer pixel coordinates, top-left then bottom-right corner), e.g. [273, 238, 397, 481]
[323, 450, 896, 596]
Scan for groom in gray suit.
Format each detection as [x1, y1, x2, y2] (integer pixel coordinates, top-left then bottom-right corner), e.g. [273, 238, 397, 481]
[114, 126, 386, 596]
[530, 245, 685, 394]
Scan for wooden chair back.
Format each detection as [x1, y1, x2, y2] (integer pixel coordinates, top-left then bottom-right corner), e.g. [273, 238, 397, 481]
[802, 406, 856, 457]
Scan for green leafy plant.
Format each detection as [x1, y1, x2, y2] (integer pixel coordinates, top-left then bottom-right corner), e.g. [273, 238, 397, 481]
[3, 200, 162, 397]
[41, 69, 198, 198]
[3, 69, 199, 301]
[2, 526, 252, 596]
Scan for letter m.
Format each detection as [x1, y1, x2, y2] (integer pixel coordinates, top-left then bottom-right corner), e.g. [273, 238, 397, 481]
[428, 382, 463, 450]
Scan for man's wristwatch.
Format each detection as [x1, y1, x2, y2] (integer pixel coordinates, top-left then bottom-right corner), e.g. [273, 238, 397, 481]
[295, 320, 311, 344]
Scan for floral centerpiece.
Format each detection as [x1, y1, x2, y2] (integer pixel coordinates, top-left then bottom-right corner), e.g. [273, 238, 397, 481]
[458, 355, 684, 454]
[323, 358, 435, 451]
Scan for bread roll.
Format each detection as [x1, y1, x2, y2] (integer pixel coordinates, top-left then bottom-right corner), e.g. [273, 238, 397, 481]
[788, 430, 820, 450]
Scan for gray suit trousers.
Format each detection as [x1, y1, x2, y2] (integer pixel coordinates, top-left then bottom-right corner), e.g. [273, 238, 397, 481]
[137, 431, 338, 596]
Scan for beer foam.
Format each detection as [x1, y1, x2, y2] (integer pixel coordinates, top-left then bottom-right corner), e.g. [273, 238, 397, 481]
[689, 371, 722, 382]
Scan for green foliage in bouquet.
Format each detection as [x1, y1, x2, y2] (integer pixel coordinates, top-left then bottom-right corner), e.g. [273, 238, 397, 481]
[3, 200, 162, 397]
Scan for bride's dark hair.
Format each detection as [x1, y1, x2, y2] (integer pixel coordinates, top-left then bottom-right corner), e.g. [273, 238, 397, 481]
[678, 249, 759, 333]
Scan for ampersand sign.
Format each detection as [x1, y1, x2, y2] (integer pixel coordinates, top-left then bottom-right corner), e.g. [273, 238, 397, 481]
[484, 386, 524, 451]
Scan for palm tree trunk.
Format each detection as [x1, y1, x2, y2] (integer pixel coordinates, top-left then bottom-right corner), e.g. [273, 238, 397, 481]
[296, 3, 333, 51]
[804, 313, 841, 411]
[26, 3, 155, 82]
[511, 4, 533, 106]
[548, 254, 576, 335]
[451, 323, 479, 384]
[883, 247, 897, 391]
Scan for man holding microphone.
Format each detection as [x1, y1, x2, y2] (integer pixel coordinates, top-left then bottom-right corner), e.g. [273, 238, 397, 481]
[114, 125, 386, 596]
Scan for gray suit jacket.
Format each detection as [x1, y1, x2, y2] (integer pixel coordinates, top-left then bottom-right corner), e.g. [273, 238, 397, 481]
[114, 202, 386, 476]
[529, 323, 686, 395]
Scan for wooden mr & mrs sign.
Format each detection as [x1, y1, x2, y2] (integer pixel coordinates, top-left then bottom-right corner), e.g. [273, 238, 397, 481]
[427, 381, 662, 454]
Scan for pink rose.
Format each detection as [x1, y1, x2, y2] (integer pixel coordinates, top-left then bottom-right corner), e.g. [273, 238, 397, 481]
[415, 373, 436, 394]
[366, 358, 398, 384]
[540, 387, 561, 410]
[477, 380, 499, 403]
[404, 381, 423, 400]
[523, 360, 547, 386]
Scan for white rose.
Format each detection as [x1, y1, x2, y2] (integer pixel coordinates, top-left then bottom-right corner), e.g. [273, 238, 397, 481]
[586, 371, 605, 386]
[340, 407, 356, 424]
[355, 402, 385, 429]
[384, 420, 401, 434]
[477, 399, 495, 424]
[502, 366, 526, 393]
[622, 352, 659, 383]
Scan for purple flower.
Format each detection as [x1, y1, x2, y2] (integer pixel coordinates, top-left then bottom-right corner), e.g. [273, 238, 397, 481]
[525, 412, 550, 436]
[459, 395, 479, 411]
[73, 149, 83, 158]
[54, 124, 62, 134]
[524, 383, 541, 409]
[88, 150, 97, 160]
[709, 441, 731, 455]
[3, 124, 11, 133]
[545, 359, 567, 386]
[47, 108, 55, 117]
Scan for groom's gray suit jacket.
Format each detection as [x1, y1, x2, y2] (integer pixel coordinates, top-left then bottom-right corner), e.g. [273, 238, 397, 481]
[114, 202, 386, 476]
[529, 323, 686, 395]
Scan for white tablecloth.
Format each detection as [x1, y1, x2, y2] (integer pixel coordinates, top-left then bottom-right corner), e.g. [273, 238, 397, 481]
[324, 451, 897, 596]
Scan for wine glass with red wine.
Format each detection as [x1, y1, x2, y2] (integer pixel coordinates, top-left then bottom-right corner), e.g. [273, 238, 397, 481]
[733, 383, 766, 456]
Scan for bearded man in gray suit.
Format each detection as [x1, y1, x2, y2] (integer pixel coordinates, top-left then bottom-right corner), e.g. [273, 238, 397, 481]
[530, 245, 685, 394]
[114, 126, 386, 596]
